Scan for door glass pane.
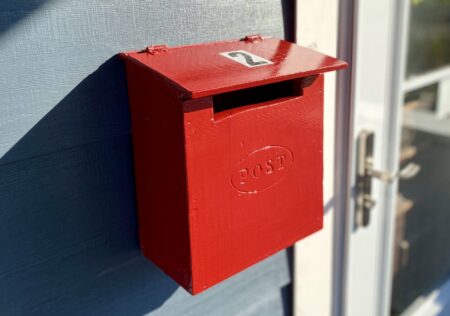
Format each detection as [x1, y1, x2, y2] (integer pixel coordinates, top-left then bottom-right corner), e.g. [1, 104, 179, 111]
[391, 1, 450, 314]
[406, 0, 450, 78]
[391, 85, 450, 315]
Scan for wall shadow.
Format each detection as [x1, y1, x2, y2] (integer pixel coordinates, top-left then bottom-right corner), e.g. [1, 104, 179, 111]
[282, 247, 294, 316]
[0, 0, 51, 36]
[0, 57, 177, 316]
[281, 0, 296, 42]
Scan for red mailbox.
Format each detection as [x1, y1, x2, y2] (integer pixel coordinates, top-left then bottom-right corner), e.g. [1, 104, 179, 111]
[120, 36, 347, 294]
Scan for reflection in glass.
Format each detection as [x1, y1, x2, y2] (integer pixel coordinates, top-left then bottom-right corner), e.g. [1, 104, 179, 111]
[406, 0, 450, 78]
[391, 87, 450, 314]
[404, 84, 438, 113]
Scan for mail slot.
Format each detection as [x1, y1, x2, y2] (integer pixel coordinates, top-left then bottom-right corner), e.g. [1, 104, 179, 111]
[120, 35, 347, 294]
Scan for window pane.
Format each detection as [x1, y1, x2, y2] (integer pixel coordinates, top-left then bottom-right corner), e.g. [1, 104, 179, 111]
[391, 86, 450, 315]
[406, 0, 450, 78]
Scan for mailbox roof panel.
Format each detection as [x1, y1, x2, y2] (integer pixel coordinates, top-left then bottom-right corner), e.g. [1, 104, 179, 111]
[121, 37, 347, 99]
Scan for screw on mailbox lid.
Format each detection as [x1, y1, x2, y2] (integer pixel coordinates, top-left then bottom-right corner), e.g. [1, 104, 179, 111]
[243, 35, 263, 43]
[139, 45, 169, 54]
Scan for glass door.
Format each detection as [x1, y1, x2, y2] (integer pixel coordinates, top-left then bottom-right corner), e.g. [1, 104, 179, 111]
[391, 0, 450, 314]
[344, 0, 450, 315]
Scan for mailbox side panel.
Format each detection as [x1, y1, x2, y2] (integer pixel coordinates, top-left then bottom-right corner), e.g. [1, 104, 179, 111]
[124, 61, 193, 291]
[184, 75, 324, 294]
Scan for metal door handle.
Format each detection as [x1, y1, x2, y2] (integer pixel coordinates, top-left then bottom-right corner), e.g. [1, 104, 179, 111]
[355, 130, 420, 228]
[368, 162, 421, 183]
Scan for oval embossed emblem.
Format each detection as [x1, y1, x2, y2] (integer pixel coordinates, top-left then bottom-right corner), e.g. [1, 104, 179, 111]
[231, 145, 293, 194]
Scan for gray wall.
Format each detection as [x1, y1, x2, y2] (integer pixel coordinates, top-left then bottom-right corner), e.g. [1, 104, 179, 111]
[0, 1, 294, 315]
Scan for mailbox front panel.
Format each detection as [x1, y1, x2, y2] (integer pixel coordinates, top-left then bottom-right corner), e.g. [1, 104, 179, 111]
[183, 75, 324, 293]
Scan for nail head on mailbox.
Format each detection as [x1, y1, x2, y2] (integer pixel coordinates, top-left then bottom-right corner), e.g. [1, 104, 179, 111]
[119, 36, 347, 294]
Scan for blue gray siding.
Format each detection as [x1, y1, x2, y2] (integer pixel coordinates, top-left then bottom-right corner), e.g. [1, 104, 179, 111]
[0, 1, 293, 315]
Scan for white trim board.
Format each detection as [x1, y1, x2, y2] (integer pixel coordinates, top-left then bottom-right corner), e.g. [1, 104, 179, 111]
[294, 0, 352, 315]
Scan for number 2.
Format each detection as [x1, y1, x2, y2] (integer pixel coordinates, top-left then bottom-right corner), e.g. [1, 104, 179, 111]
[227, 51, 269, 66]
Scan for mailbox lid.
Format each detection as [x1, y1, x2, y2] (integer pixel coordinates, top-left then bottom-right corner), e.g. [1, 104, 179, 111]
[121, 37, 347, 99]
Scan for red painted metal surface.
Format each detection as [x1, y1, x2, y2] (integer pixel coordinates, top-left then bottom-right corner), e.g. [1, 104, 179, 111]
[120, 37, 347, 294]
[121, 37, 347, 99]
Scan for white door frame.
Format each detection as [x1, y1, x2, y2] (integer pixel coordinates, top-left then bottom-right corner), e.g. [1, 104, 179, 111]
[343, 0, 407, 314]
